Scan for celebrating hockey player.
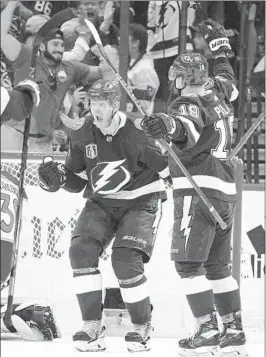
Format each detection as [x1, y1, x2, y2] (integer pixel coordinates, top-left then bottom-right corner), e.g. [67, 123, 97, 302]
[1, 80, 61, 341]
[141, 20, 246, 357]
[38, 79, 170, 352]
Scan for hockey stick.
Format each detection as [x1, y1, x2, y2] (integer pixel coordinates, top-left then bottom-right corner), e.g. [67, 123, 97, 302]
[3, 7, 78, 332]
[226, 113, 265, 163]
[83, 19, 227, 230]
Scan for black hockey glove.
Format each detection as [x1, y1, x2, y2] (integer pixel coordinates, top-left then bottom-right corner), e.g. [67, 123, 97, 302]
[1, 80, 40, 124]
[197, 20, 234, 58]
[141, 113, 176, 140]
[38, 157, 66, 192]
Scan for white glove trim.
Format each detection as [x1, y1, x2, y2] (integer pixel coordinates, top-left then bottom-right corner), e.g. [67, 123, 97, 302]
[209, 37, 231, 52]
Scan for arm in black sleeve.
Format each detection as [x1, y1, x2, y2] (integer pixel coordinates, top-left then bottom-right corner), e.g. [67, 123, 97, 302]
[133, 132, 170, 178]
[63, 131, 88, 193]
[63, 167, 87, 193]
[213, 55, 236, 83]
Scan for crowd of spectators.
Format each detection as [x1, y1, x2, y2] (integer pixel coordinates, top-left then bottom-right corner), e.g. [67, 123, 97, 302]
[1, 1, 265, 153]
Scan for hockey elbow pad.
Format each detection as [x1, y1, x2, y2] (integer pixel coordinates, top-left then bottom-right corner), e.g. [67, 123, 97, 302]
[38, 157, 66, 192]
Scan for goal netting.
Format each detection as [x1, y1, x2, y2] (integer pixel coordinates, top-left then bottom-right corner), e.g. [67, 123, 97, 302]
[0, 153, 263, 337]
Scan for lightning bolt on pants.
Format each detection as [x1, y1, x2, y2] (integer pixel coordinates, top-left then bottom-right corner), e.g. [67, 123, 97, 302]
[172, 196, 240, 319]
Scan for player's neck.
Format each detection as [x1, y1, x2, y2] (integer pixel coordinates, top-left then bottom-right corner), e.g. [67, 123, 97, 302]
[181, 85, 209, 97]
[100, 112, 121, 136]
[130, 50, 141, 61]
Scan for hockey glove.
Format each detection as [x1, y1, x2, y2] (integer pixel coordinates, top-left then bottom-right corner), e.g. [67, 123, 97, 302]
[16, 79, 41, 107]
[1, 302, 61, 341]
[1, 80, 40, 124]
[38, 157, 66, 192]
[197, 20, 234, 58]
[141, 113, 176, 140]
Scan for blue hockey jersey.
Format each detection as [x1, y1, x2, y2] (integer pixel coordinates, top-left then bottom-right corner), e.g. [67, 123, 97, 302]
[63, 111, 169, 206]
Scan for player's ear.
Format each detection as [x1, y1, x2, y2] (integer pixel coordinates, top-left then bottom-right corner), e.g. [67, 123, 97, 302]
[113, 99, 120, 112]
[40, 43, 45, 52]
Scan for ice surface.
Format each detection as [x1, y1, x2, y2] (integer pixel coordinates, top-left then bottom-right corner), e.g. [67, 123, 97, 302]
[1, 335, 264, 357]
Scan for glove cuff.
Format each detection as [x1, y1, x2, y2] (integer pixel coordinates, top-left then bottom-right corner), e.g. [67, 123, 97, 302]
[58, 164, 66, 187]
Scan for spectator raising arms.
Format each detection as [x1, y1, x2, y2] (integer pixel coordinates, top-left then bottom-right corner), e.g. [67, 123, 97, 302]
[127, 23, 159, 116]
[1, 1, 118, 153]
[61, 1, 119, 66]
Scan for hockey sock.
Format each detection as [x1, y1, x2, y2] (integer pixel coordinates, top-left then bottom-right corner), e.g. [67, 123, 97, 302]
[73, 268, 102, 321]
[182, 275, 215, 318]
[209, 276, 241, 316]
[119, 274, 151, 325]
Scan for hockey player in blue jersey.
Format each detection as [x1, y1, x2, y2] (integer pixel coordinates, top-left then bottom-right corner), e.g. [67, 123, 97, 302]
[38, 79, 171, 352]
[141, 20, 247, 357]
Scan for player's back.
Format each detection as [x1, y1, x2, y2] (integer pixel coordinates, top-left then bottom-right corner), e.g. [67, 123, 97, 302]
[168, 85, 237, 202]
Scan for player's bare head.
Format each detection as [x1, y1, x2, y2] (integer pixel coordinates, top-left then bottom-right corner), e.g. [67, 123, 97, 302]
[89, 79, 121, 129]
[169, 52, 208, 90]
[41, 29, 65, 64]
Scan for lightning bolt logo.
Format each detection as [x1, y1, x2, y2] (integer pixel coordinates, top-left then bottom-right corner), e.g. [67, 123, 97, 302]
[158, 3, 176, 29]
[180, 196, 193, 251]
[92, 160, 130, 194]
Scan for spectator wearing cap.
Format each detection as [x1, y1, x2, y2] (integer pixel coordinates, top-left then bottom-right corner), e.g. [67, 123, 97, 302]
[1, 1, 117, 153]
[23, 13, 92, 63]
[126, 23, 159, 116]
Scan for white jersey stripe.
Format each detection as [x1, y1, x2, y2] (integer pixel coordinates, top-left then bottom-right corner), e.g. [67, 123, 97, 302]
[104, 180, 165, 200]
[158, 166, 170, 179]
[175, 115, 200, 143]
[172, 175, 236, 195]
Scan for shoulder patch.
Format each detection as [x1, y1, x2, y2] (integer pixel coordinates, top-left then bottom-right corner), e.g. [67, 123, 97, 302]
[134, 118, 144, 130]
[72, 117, 86, 130]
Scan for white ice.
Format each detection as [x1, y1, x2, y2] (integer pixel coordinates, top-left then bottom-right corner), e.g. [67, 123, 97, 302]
[1, 334, 264, 357]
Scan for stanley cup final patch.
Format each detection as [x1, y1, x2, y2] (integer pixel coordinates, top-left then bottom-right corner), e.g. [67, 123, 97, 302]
[86, 143, 98, 159]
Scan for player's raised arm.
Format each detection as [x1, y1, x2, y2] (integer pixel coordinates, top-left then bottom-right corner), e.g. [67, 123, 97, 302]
[1, 1, 22, 61]
[194, 20, 238, 102]
[142, 53, 210, 147]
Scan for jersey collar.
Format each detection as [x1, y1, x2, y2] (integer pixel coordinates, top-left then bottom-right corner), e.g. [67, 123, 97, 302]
[98, 111, 127, 136]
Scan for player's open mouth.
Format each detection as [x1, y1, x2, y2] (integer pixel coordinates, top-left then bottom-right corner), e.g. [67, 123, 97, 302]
[96, 116, 103, 122]
[86, 12, 95, 19]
